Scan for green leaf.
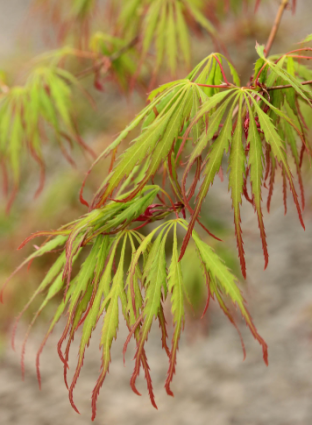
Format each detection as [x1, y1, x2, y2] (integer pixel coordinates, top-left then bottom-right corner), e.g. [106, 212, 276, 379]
[185, 94, 235, 193]
[287, 56, 295, 77]
[36, 283, 75, 388]
[94, 187, 159, 236]
[167, 3, 177, 75]
[186, 0, 215, 35]
[91, 235, 128, 420]
[248, 95, 288, 166]
[247, 93, 304, 229]
[6, 235, 68, 290]
[179, 91, 239, 258]
[155, 3, 167, 70]
[147, 80, 185, 102]
[130, 225, 171, 394]
[266, 59, 311, 103]
[72, 0, 95, 17]
[97, 236, 123, 311]
[254, 58, 266, 83]
[48, 74, 73, 130]
[255, 43, 265, 59]
[126, 235, 144, 327]
[176, 2, 191, 67]
[67, 235, 103, 312]
[142, 0, 163, 55]
[97, 86, 189, 203]
[165, 224, 185, 396]
[192, 230, 268, 365]
[100, 114, 172, 199]
[189, 87, 202, 143]
[9, 113, 23, 183]
[221, 55, 241, 86]
[228, 96, 246, 277]
[300, 34, 312, 43]
[245, 96, 268, 268]
[195, 88, 236, 118]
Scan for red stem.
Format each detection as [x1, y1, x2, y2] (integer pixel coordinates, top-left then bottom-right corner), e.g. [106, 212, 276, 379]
[213, 55, 230, 85]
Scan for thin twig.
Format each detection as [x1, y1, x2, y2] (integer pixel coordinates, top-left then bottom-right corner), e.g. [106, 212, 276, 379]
[264, 0, 289, 57]
[196, 83, 233, 89]
[76, 36, 139, 79]
[110, 36, 139, 61]
[266, 80, 312, 91]
[228, 0, 292, 120]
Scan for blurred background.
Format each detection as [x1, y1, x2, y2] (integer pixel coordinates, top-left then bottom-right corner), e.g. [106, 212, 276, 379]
[1, 0, 312, 424]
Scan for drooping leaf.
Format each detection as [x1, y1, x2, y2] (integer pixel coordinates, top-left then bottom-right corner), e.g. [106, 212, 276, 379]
[165, 224, 185, 396]
[227, 97, 246, 277]
[180, 90, 239, 261]
[247, 93, 304, 229]
[300, 34, 312, 44]
[91, 235, 128, 420]
[245, 97, 268, 269]
[0, 66, 92, 207]
[129, 224, 172, 395]
[117, 0, 215, 77]
[191, 229, 268, 365]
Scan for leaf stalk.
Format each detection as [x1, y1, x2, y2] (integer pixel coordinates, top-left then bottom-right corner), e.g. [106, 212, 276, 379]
[264, 0, 289, 57]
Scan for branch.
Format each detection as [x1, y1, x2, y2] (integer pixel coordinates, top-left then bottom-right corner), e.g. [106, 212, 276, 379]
[196, 83, 233, 89]
[110, 37, 139, 61]
[266, 80, 312, 91]
[264, 0, 289, 57]
[76, 36, 139, 80]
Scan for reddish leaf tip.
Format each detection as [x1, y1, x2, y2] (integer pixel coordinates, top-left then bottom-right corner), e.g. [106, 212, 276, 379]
[201, 268, 211, 319]
[69, 393, 81, 415]
[130, 377, 142, 397]
[165, 383, 174, 397]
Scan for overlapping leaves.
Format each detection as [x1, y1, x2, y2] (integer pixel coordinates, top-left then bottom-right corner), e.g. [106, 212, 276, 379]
[89, 46, 311, 278]
[89, 32, 140, 91]
[33, 0, 215, 76]
[4, 39, 312, 421]
[90, 53, 239, 209]
[116, 0, 215, 75]
[3, 211, 268, 420]
[0, 66, 93, 209]
[180, 85, 308, 277]
[32, 0, 98, 46]
[252, 45, 312, 212]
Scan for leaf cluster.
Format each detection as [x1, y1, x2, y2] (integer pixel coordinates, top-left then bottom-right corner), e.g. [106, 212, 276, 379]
[32, 0, 97, 46]
[3, 3, 312, 422]
[3, 208, 267, 419]
[116, 0, 215, 75]
[88, 47, 312, 277]
[0, 65, 93, 209]
[33, 0, 217, 77]
[89, 32, 140, 91]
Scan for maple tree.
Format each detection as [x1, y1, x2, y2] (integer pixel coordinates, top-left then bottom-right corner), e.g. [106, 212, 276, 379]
[1, 0, 312, 420]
